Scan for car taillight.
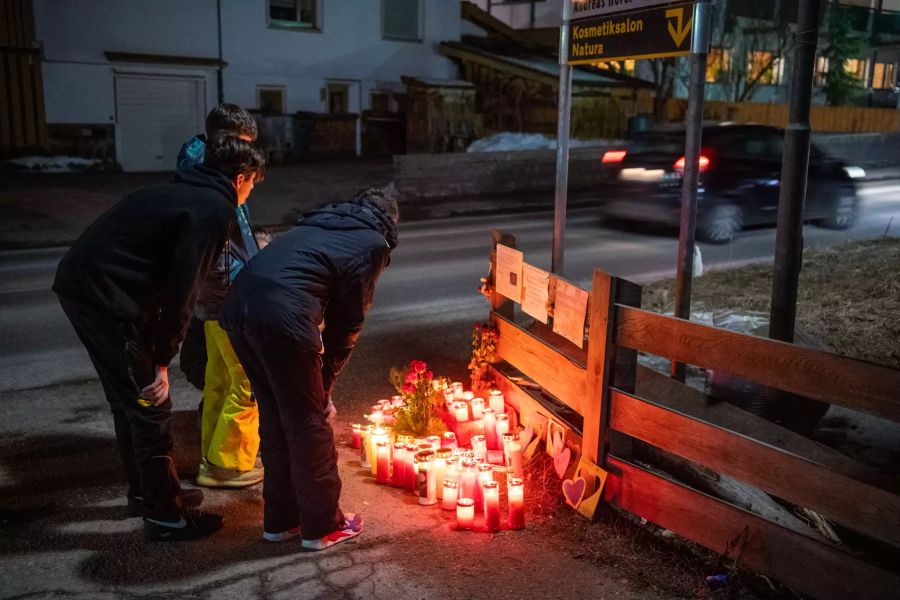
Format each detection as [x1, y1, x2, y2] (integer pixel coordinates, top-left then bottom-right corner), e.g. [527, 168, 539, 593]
[674, 154, 710, 173]
[602, 150, 627, 163]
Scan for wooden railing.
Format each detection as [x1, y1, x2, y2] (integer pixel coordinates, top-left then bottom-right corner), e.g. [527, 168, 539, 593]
[486, 230, 900, 600]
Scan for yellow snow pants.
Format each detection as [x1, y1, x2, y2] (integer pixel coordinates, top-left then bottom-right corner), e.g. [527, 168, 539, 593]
[200, 321, 259, 472]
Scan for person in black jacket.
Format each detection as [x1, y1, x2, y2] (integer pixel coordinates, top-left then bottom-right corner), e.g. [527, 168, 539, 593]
[53, 134, 265, 541]
[220, 188, 398, 550]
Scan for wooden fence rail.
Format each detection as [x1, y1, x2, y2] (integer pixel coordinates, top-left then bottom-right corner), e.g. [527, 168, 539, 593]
[485, 229, 900, 600]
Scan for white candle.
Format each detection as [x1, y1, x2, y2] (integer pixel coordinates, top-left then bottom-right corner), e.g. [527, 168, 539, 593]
[471, 434, 487, 461]
[507, 441, 524, 478]
[462, 391, 475, 402]
[442, 431, 458, 449]
[451, 381, 464, 397]
[471, 397, 485, 419]
[370, 408, 385, 425]
[482, 408, 497, 450]
[456, 498, 474, 530]
[370, 427, 388, 476]
[495, 414, 510, 447]
[489, 389, 505, 414]
[427, 435, 441, 451]
[442, 480, 459, 511]
[482, 481, 501, 532]
[454, 401, 469, 422]
[360, 425, 372, 469]
[416, 450, 437, 505]
[508, 477, 525, 530]
[460, 459, 478, 501]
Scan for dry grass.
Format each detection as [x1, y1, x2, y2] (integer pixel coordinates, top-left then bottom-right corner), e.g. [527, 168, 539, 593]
[642, 237, 900, 369]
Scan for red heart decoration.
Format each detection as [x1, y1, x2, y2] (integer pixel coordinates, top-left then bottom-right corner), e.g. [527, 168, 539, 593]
[562, 477, 587, 509]
[553, 445, 571, 479]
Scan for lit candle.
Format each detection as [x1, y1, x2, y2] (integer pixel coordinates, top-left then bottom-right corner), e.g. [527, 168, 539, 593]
[392, 442, 406, 487]
[416, 450, 437, 505]
[454, 401, 469, 422]
[405, 443, 418, 491]
[370, 427, 388, 476]
[482, 408, 497, 450]
[482, 480, 501, 532]
[435, 449, 451, 499]
[507, 441, 524, 478]
[351, 423, 363, 449]
[476, 463, 493, 512]
[471, 397, 485, 419]
[391, 395, 404, 407]
[444, 389, 456, 409]
[489, 390, 505, 414]
[456, 498, 475, 530]
[427, 435, 441, 451]
[495, 414, 510, 452]
[376, 442, 391, 484]
[444, 457, 460, 485]
[470, 434, 487, 462]
[508, 477, 525, 530]
[442, 480, 459, 511]
[370, 408, 384, 426]
[451, 381, 464, 397]
[460, 458, 478, 501]
[462, 391, 475, 402]
[360, 426, 372, 469]
[442, 431, 458, 449]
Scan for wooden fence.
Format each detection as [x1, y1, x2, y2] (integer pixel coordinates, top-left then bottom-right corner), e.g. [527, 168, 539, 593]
[665, 98, 900, 133]
[486, 230, 900, 600]
[0, 0, 48, 158]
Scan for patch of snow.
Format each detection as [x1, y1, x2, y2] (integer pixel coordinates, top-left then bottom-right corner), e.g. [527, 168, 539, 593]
[466, 132, 622, 153]
[6, 155, 103, 173]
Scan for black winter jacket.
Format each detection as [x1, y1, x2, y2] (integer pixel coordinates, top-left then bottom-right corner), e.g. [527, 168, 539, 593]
[53, 166, 237, 365]
[220, 201, 397, 395]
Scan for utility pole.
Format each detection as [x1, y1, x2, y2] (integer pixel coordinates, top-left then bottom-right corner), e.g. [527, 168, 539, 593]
[552, 2, 573, 275]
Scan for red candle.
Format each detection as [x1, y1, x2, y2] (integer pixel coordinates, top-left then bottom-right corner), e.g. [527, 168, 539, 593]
[405, 443, 418, 491]
[456, 498, 475, 530]
[508, 477, 525, 529]
[376, 442, 390, 484]
[351, 423, 362, 449]
[391, 442, 406, 487]
[482, 481, 501, 532]
[482, 408, 497, 450]
[460, 458, 478, 500]
[442, 431, 458, 450]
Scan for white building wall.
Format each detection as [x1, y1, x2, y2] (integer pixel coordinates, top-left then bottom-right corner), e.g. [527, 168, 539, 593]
[35, 0, 461, 127]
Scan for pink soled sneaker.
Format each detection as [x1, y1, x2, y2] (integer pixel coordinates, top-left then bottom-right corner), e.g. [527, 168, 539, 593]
[300, 513, 363, 551]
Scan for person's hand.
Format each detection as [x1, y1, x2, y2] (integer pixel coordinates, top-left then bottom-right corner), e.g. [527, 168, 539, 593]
[324, 396, 337, 424]
[140, 366, 170, 406]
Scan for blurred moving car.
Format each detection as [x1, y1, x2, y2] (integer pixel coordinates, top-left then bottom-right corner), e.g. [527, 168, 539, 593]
[598, 124, 864, 243]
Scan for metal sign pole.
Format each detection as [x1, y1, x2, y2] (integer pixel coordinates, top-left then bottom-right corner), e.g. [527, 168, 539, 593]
[552, 2, 573, 276]
[769, 0, 820, 343]
[671, 0, 712, 382]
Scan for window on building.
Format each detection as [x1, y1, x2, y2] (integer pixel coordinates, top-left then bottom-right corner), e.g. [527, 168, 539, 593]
[593, 60, 636, 75]
[814, 56, 829, 87]
[872, 62, 896, 89]
[844, 58, 869, 86]
[706, 49, 731, 83]
[383, 0, 422, 41]
[370, 91, 393, 115]
[269, 0, 317, 29]
[747, 51, 784, 85]
[257, 86, 286, 113]
[326, 83, 349, 115]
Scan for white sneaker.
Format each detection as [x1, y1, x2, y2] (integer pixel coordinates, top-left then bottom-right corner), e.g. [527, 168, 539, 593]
[300, 513, 363, 551]
[263, 526, 301, 542]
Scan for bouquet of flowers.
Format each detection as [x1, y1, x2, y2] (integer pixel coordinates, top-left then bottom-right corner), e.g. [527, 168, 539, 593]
[468, 323, 498, 392]
[390, 360, 447, 437]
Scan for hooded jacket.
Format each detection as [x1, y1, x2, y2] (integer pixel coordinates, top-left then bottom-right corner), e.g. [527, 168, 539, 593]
[53, 166, 237, 366]
[220, 200, 398, 395]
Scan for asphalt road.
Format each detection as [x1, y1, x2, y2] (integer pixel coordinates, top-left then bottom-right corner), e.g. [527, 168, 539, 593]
[1, 178, 898, 393]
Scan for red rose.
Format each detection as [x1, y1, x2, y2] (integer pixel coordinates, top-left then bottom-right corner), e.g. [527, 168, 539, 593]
[405, 371, 418, 385]
[409, 360, 427, 374]
[424, 370, 433, 380]
[402, 383, 415, 394]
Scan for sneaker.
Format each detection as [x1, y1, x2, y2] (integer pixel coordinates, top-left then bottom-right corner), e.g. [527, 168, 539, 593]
[300, 513, 363, 551]
[196, 462, 264, 489]
[263, 526, 302, 542]
[144, 507, 223, 542]
[126, 488, 205, 517]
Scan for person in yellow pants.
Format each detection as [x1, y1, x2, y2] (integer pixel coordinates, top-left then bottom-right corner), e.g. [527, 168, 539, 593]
[197, 320, 262, 487]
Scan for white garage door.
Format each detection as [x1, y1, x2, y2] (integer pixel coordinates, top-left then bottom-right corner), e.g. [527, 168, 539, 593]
[115, 74, 205, 172]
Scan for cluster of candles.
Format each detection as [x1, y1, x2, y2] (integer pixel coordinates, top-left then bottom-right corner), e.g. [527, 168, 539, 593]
[351, 387, 526, 532]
